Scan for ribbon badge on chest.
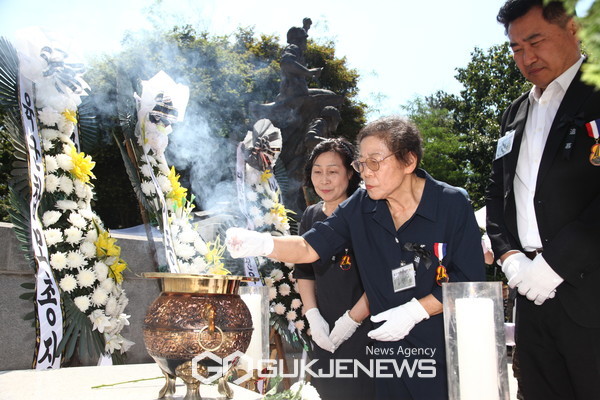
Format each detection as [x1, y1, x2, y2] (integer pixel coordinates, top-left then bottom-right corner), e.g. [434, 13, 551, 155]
[585, 119, 600, 166]
[433, 242, 449, 286]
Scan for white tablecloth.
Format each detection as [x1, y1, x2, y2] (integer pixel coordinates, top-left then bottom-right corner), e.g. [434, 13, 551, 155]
[0, 363, 263, 400]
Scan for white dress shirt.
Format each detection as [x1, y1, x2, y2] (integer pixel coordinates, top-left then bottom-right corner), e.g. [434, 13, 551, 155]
[514, 56, 584, 251]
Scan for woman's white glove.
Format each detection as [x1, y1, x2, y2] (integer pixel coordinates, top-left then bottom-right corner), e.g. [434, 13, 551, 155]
[305, 308, 335, 353]
[368, 298, 429, 341]
[329, 310, 361, 348]
[225, 227, 274, 258]
[501, 252, 531, 282]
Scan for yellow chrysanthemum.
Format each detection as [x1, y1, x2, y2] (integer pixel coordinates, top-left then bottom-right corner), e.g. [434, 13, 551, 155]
[204, 239, 230, 275]
[270, 202, 289, 223]
[167, 166, 187, 209]
[69, 145, 96, 183]
[95, 230, 121, 258]
[260, 169, 273, 183]
[62, 109, 78, 123]
[108, 259, 127, 284]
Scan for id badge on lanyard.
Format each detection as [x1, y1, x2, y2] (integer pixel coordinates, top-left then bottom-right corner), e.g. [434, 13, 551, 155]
[391, 262, 416, 293]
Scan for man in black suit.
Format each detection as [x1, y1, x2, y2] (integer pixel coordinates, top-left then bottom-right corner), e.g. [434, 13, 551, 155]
[486, 1, 600, 399]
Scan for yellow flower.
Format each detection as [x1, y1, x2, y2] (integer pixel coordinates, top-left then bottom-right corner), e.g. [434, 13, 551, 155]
[62, 109, 78, 123]
[108, 259, 127, 284]
[260, 169, 273, 183]
[204, 238, 230, 275]
[167, 166, 188, 209]
[270, 202, 289, 224]
[69, 145, 96, 183]
[95, 230, 121, 258]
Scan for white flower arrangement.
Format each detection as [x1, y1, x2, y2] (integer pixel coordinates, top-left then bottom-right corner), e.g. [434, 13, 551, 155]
[132, 71, 228, 275]
[17, 40, 135, 359]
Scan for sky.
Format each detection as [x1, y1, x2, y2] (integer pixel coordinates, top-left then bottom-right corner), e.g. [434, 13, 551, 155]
[0, 0, 594, 118]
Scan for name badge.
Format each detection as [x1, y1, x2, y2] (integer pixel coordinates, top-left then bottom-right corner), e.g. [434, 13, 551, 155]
[391, 263, 416, 293]
[495, 129, 515, 160]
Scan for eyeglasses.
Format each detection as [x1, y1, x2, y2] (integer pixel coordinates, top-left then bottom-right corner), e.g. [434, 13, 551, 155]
[351, 152, 397, 173]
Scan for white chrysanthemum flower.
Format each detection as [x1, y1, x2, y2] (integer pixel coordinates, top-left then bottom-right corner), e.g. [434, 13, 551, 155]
[58, 175, 74, 194]
[79, 208, 95, 221]
[270, 268, 284, 281]
[284, 262, 295, 269]
[44, 228, 63, 247]
[246, 191, 258, 202]
[286, 310, 297, 321]
[290, 298, 302, 310]
[84, 227, 98, 242]
[74, 295, 91, 312]
[89, 309, 111, 333]
[273, 302, 286, 315]
[94, 261, 109, 281]
[101, 278, 115, 293]
[252, 215, 265, 228]
[264, 277, 274, 287]
[139, 163, 153, 178]
[290, 381, 321, 400]
[73, 180, 87, 199]
[42, 210, 61, 227]
[141, 181, 155, 196]
[269, 287, 277, 300]
[254, 183, 265, 194]
[194, 238, 208, 255]
[295, 320, 305, 332]
[42, 139, 54, 151]
[191, 257, 208, 274]
[67, 212, 87, 229]
[40, 127, 60, 141]
[66, 251, 86, 270]
[64, 226, 83, 244]
[57, 118, 75, 135]
[174, 242, 195, 260]
[245, 168, 261, 185]
[156, 160, 170, 176]
[178, 228, 198, 244]
[91, 288, 109, 307]
[44, 156, 59, 173]
[56, 153, 74, 172]
[278, 283, 291, 297]
[248, 206, 261, 217]
[59, 274, 78, 293]
[156, 174, 172, 193]
[50, 251, 68, 270]
[38, 107, 61, 126]
[77, 269, 96, 288]
[79, 241, 96, 259]
[45, 174, 60, 193]
[56, 199, 78, 210]
[105, 297, 117, 317]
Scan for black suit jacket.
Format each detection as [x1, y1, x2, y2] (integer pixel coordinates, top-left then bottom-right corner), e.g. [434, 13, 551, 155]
[486, 68, 600, 328]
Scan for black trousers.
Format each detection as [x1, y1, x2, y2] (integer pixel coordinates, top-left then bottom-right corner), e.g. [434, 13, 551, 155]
[515, 294, 600, 400]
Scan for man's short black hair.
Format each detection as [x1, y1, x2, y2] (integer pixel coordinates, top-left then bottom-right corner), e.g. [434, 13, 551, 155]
[497, 0, 572, 33]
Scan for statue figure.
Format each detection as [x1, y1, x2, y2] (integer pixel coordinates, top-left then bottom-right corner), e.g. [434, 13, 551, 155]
[249, 18, 344, 217]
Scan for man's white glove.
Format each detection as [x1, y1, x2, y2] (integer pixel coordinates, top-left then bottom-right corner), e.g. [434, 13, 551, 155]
[501, 252, 531, 282]
[329, 311, 361, 348]
[508, 254, 563, 306]
[368, 298, 429, 341]
[225, 227, 274, 258]
[305, 308, 335, 353]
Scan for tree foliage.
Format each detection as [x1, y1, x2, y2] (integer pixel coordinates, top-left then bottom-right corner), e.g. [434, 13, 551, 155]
[406, 43, 529, 209]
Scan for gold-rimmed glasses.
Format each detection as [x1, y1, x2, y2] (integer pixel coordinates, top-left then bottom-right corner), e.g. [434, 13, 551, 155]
[351, 152, 398, 173]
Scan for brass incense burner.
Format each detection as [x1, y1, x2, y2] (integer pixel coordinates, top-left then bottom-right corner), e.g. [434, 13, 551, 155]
[142, 273, 257, 400]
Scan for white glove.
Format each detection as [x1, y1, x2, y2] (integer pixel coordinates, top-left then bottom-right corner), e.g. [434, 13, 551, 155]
[329, 310, 361, 348]
[508, 254, 563, 306]
[501, 252, 531, 282]
[225, 227, 274, 258]
[305, 308, 335, 353]
[368, 298, 429, 341]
